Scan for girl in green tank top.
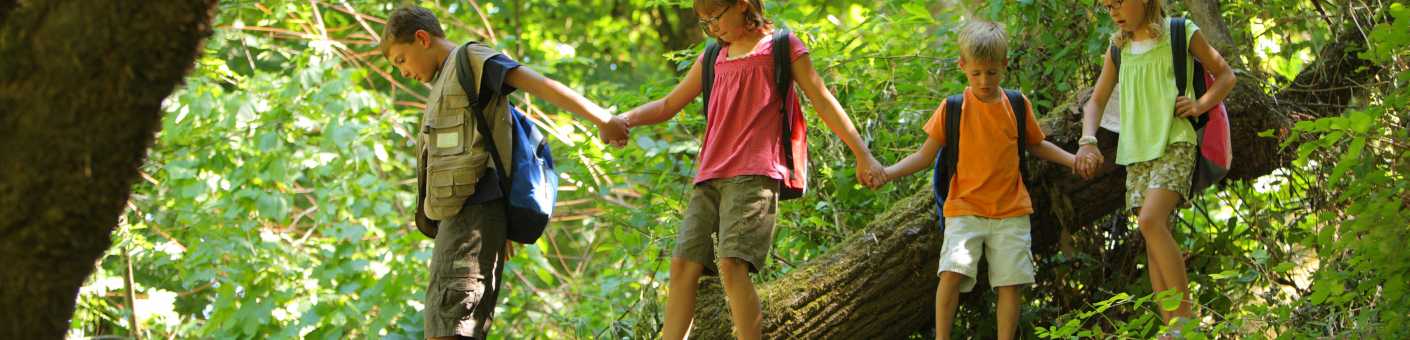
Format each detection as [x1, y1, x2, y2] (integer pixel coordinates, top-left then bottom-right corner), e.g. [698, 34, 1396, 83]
[1074, 0, 1238, 336]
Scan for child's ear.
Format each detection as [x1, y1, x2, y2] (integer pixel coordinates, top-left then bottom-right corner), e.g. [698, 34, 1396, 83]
[957, 56, 967, 69]
[414, 30, 432, 48]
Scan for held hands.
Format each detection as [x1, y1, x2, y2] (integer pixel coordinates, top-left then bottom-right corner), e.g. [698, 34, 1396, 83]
[1074, 144, 1103, 180]
[1175, 96, 1205, 118]
[598, 114, 630, 148]
[857, 154, 888, 189]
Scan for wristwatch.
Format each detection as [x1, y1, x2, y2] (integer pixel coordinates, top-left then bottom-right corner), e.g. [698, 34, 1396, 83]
[1078, 135, 1099, 146]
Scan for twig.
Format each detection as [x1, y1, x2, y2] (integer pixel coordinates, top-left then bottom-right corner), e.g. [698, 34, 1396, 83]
[123, 246, 142, 338]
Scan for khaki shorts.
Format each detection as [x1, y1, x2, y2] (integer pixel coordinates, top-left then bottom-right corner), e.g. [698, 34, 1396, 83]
[1125, 143, 1196, 210]
[937, 215, 1036, 292]
[673, 175, 780, 275]
[425, 199, 507, 338]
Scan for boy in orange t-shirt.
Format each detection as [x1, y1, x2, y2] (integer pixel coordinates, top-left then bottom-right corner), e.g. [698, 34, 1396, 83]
[874, 20, 1079, 340]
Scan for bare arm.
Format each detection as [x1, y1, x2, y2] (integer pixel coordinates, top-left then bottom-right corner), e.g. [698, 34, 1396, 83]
[1178, 31, 1237, 117]
[1082, 49, 1119, 141]
[1030, 140, 1076, 170]
[792, 54, 871, 159]
[1076, 48, 1119, 178]
[617, 60, 705, 128]
[505, 66, 612, 125]
[883, 135, 943, 182]
[791, 54, 886, 187]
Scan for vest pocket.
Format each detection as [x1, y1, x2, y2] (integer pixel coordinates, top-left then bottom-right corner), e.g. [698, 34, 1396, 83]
[429, 164, 478, 199]
[429, 113, 467, 156]
[430, 94, 472, 156]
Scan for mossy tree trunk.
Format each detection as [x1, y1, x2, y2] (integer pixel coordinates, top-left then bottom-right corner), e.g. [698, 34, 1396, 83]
[0, 1, 216, 337]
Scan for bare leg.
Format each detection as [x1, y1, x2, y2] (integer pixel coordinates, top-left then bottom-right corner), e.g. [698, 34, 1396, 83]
[1138, 189, 1194, 320]
[995, 285, 1021, 340]
[719, 257, 762, 340]
[935, 271, 966, 340]
[1137, 210, 1173, 322]
[663, 257, 706, 340]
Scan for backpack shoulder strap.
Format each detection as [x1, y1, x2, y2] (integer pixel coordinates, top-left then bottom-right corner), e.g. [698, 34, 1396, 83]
[1005, 89, 1029, 150]
[1109, 43, 1121, 70]
[1170, 17, 1188, 97]
[700, 41, 723, 120]
[456, 43, 508, 188]
[772, 28, 793, 103]
[938, 94, 964, 199]
[772, 28, 798, 171]
[1004, 89, 1032, 181]
[1169, 17, 1211, 129]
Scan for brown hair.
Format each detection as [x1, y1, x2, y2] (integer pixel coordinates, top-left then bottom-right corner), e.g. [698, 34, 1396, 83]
[693, 0, 772, 31]
[379, 6, 445, 54]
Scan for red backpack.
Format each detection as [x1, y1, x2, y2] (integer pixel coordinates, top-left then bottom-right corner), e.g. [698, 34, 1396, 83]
[1110, 17, 1232, 192]
[700, 29, 809, 199]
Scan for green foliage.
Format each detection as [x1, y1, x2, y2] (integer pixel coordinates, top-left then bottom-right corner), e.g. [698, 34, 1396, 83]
[68, 0, 1407, 338]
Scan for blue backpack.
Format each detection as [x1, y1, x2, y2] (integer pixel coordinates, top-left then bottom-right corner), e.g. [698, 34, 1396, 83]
[455, 45, 557, 244]
[931, 90, 1032, 230]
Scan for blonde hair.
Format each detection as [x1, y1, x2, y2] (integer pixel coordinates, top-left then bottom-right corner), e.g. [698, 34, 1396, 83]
[957, 20, 1008, 64]
[1109, 0, 1168, 48]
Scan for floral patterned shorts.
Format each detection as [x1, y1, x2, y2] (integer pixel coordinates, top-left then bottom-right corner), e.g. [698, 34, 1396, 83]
[1125, 143, 1196, 210]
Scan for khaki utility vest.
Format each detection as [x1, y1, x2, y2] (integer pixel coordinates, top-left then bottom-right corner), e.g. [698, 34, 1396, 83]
[414, 43, 517, 233]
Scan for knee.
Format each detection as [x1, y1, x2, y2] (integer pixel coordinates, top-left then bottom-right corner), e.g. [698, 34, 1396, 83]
[670, 257, 704, 279]
[938, 271, 964, 284]
[1136, 212, 1170, 233]
[996, 285, 1021, 297]
[717, 257, 750, 276]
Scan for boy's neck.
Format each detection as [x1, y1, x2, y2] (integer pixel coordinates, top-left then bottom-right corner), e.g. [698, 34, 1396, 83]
[430, 38, 457, 66]
[971, 86, 1004, 103]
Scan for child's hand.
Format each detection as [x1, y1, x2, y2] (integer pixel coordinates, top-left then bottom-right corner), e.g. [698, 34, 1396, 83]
[598, 115, 630, 147]
[1075, 144, 1103, 180]
[1175, 96, 1205, 118]
[857, 155, 888, 188]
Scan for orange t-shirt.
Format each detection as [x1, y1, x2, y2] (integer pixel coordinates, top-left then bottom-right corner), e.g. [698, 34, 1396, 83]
[922, 88, 1046, 218]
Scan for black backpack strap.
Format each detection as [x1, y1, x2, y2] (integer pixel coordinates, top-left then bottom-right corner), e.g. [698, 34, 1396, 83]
[1110, 43, 1121, 70]
[1171, 17, 1188, 98]
[455, 43, 509, 193]
[1005, 89, 1031, 182]
[1171, 17, 1212, 130]
[700, 41, 723, 121]
[938, 94, 964, 201]
[772, 29, 797, 176]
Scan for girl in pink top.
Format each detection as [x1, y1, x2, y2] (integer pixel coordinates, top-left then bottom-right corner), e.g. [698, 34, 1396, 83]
[613, 1, 882, 338]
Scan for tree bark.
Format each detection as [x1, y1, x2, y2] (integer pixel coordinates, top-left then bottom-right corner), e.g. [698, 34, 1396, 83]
[0, 1, 216, 337]
[1187, 0, 1237, 57]
[686, 12, 1382, 340]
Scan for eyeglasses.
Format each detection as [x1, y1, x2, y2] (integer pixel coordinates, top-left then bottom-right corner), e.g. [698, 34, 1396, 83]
[1101, 0, 1124, 13]
[697, 5, 731, 31]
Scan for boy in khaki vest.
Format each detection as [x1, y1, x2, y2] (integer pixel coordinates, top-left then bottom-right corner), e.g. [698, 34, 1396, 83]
[379, 5, 627, 339]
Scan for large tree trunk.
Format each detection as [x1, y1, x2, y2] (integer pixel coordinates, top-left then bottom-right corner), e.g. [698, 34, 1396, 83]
[687, 13, 1382, 340]
[0, 1, 215, 337]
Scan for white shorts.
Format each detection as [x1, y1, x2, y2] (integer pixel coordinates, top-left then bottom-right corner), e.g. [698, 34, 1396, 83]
[937, 215, 1037, 292]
